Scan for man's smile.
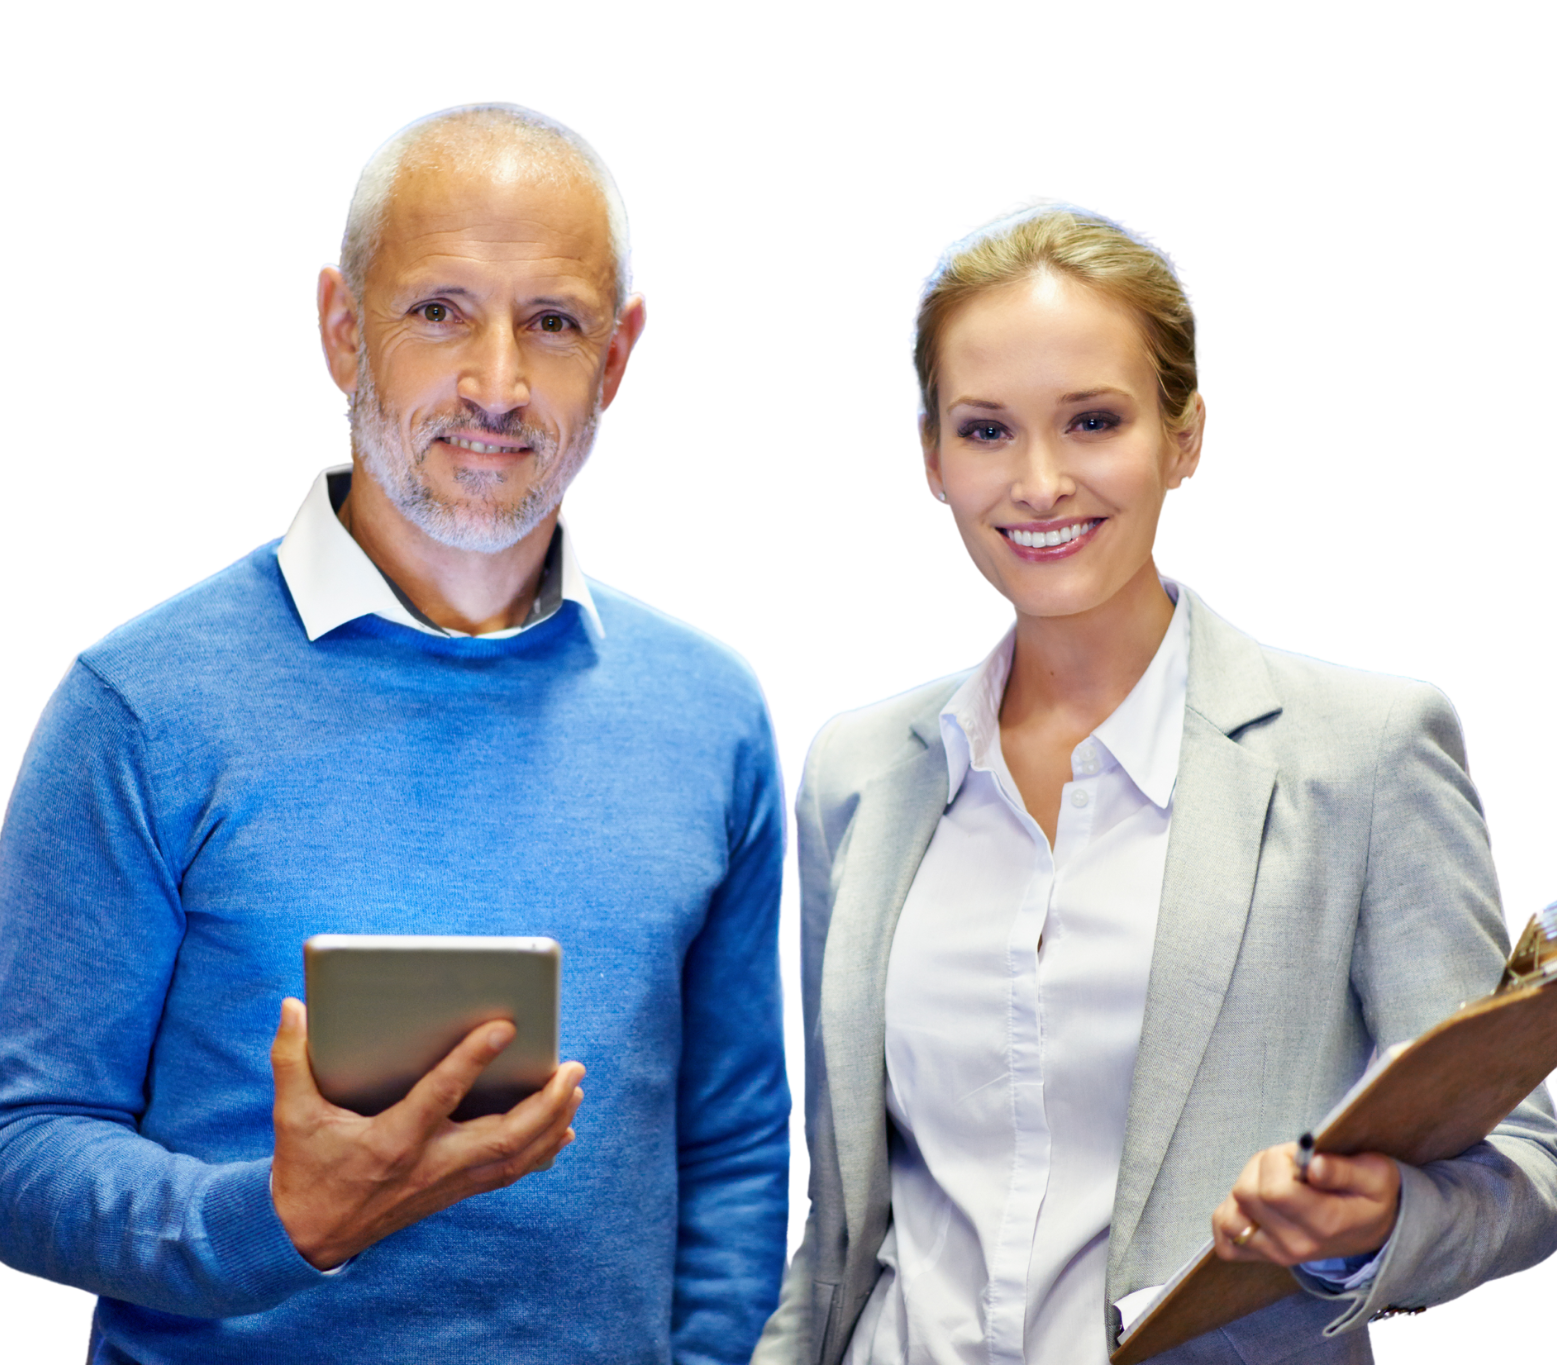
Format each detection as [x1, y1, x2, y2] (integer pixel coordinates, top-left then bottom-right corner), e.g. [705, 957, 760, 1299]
[440, 433, 531, 455]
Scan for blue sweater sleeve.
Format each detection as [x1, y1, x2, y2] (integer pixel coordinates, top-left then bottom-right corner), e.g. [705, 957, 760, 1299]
[670, 710, 790, 1365]
[0, 662, 325, 1316]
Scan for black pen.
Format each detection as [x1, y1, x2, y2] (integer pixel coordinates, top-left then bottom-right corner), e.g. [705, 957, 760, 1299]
[1295, 1131, 1315, 1183]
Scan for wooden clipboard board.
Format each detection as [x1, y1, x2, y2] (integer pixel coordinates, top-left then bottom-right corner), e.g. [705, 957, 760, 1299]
[1111, 909, 1557, 1364]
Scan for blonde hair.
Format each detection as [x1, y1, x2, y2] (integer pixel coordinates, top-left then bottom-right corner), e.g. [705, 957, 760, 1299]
[915, 204, 1197, 444]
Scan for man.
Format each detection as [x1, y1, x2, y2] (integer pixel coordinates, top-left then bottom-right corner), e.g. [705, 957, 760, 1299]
[0, 104, 789, 1363]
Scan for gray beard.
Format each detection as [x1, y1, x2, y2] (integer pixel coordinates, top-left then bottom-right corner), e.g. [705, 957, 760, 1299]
[349, 350, 598, 554]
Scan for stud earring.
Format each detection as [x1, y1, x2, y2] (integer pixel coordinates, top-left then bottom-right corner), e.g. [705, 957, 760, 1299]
[936, 491, 948, 503]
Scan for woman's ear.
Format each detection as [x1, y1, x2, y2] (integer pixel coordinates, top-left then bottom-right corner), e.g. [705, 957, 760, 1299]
[1166, 394, 1206, 489]
[922, 416, 947, 502]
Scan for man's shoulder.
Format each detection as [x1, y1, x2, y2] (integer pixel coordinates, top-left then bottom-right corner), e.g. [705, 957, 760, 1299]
[78, 541, 294, 709]
[587, 580, 769, 714]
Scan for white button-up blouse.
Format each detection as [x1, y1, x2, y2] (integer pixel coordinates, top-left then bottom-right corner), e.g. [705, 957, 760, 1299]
[845, 588, 1190, 1364]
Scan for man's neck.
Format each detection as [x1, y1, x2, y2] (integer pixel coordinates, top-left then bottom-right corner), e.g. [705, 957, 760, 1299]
[336, 461, 557, 636]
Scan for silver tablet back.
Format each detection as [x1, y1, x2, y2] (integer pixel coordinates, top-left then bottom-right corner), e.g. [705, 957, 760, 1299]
[305, 934, 561, 1122]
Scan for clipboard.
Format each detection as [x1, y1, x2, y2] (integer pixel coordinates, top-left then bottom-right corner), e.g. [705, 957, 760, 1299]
[1111, 906, 1557, 1364]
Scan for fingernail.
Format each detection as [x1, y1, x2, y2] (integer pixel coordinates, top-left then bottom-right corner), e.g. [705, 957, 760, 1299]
[487, 1027, 509, 1049]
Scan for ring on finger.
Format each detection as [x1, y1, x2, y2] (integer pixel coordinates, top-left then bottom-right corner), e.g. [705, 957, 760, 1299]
[1232, 1223, 1259, 1248]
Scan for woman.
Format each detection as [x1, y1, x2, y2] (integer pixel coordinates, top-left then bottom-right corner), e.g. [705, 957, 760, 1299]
[754, 208, 1557, 1365]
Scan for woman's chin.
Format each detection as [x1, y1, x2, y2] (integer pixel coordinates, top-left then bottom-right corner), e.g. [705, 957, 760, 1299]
[1007, 575, 1173, 628]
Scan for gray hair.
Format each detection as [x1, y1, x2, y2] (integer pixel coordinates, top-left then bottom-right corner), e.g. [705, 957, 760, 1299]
[339, 103, 632, 312]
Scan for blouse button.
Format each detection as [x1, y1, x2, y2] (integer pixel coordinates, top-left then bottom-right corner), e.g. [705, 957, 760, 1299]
[1071, 789, 1090, 808]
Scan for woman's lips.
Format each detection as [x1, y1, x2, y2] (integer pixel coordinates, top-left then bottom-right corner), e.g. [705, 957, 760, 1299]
[999, 517, 1102, 561]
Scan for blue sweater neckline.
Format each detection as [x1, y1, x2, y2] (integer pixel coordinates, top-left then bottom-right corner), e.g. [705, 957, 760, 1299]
[315, 595, 593, 659]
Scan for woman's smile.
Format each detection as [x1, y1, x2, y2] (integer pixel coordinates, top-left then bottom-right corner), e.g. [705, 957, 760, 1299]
[999, 517, 1103, 558]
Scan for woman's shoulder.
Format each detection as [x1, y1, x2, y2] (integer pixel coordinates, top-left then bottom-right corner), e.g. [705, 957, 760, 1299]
[1185, 590, 1465, 762]
[1256, 641, 1451, 712]
[802, 671, 967, 806]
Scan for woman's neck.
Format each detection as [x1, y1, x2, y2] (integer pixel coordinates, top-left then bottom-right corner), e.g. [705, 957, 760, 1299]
[1000, 559, 1176, 742]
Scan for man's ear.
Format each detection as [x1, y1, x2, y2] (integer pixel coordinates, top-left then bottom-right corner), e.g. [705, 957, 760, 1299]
[599, 295, 647, 410]
[1165, 393, 1205, 489]
[922, 417, 947, 502]
[318, 267, 362, 396]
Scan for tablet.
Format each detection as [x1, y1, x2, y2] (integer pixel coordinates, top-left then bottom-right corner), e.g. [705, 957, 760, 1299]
[304, 934, 561, 1122]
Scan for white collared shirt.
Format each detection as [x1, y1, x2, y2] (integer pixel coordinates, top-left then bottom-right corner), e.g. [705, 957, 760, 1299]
[847, 584, 1383, 1363]
[847, 588, 1190, 1365]
[275, 466, 602, 642]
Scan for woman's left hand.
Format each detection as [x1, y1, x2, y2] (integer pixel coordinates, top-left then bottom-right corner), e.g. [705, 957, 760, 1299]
[1212, 1143, 1401, 1266]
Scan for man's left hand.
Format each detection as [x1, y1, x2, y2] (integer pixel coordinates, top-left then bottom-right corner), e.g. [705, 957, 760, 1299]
[1212, 1143, 1401, 1266]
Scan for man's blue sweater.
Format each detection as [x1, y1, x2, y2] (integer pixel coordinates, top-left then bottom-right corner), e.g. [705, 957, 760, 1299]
[0, 543, 789, 1364]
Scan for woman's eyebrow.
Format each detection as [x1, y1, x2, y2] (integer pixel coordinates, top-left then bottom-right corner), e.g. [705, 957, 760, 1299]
[948, 397, 1006, 410]
[951, 388, 1131, 408]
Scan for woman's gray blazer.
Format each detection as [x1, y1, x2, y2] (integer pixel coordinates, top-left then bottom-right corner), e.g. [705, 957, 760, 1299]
[754, 590, 1557, 1365]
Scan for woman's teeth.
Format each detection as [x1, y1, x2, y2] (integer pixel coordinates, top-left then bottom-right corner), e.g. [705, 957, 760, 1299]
[446, 436, 519, 454]
[1007, 520, 1098, 549]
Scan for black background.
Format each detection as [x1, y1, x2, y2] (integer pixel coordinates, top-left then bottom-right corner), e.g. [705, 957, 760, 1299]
[6, 77, 1550, 1363]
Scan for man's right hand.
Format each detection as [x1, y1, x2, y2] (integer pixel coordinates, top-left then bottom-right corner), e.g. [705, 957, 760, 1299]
[269, 998, 584, 1269]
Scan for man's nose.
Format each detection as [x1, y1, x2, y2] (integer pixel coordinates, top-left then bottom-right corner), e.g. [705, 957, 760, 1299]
[457, 322, 531, 415]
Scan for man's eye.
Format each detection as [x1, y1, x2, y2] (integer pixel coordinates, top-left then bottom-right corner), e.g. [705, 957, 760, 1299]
[420, 303, 451, 323]
[539, 314, 567, 333]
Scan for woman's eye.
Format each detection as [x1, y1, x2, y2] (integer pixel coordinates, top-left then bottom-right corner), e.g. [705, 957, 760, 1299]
[1072, 411, 1119, 433]
[960, 422, 1007, 442]
[538, 313, 568, 333]
[419, 303, 452, 323]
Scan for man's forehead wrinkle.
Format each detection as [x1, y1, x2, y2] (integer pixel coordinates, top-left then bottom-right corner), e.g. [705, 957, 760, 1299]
[395, 247, 611, 286]
[399, 220, 602, 250]
[383, 161, 611, 259]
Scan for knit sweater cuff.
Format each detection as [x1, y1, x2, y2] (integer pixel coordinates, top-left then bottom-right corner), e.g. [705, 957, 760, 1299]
[200, 1158, 331, 1309]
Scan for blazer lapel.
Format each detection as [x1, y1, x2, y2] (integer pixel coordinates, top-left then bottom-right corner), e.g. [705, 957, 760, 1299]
[1110, 593, 1283, 1270]
[820, 719, 950, 1251]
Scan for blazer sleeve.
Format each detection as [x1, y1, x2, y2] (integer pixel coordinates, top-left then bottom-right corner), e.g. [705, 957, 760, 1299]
[1307, 681, 1557, 1331]
[752, 717, 847, 1365]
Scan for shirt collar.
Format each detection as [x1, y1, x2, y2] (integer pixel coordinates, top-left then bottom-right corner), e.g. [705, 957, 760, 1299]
[275, 465, 604, 643]
[1091, 582, 1188, 809]
[939, 630, 1016, 800]
[938, 580, 1189, 810]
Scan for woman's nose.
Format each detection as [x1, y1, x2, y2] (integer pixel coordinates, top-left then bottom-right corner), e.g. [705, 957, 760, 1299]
[1009, 438, 1074, 512]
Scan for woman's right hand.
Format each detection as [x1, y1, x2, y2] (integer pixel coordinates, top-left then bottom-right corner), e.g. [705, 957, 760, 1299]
[1211, 1141, 1401, 1267]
